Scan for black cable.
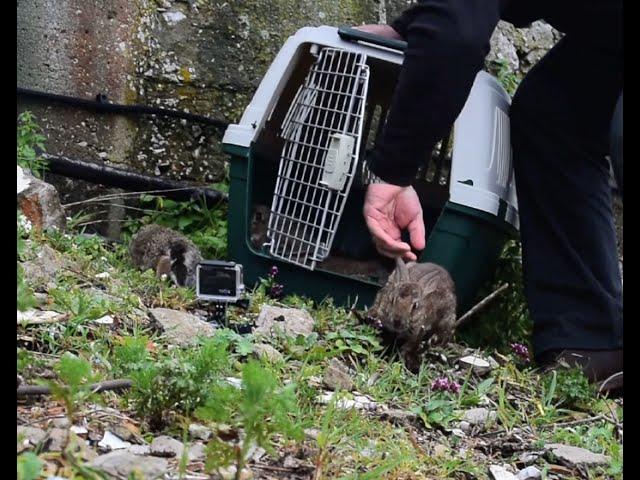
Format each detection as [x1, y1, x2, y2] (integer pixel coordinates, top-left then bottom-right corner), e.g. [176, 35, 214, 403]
[17, 87, 230, 132]
[42, 153, 228, 207]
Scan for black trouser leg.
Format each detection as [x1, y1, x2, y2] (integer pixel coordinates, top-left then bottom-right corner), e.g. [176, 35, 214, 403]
[510, 30, 622, 359]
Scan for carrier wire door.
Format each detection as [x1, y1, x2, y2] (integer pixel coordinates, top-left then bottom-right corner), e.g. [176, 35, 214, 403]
[267, 47, 370, 269]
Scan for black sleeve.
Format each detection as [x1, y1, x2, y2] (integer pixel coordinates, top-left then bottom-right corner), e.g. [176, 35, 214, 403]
[369, 0, 502, 186]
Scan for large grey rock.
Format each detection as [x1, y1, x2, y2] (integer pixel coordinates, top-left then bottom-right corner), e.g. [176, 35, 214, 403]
[188, 423, 212, 441]
[90, 450, 168, 478]
[45, 428, 69, 452]
[254, 305, 314, 338]
[322, 358, 355, 391]
[17, 166, 66, 232]
[545, 443, 611, 468]
[150, 308, 216, 346]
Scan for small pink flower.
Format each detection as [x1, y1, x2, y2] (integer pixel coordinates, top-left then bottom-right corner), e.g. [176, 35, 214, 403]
[431, 377, 460, 393]
[511, 343, 530, 362]
[269, 265, 279, 278]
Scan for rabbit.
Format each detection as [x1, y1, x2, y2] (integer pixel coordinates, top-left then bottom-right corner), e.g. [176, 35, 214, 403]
[367, 257, 457, 372]
[129, 224, 203, 288]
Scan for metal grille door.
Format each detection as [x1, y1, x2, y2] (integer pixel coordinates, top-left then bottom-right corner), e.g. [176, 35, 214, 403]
[267, 47, 370, 269]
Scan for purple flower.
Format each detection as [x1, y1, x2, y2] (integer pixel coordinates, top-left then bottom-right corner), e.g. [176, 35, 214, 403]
[269, 283, 284, 299]
[269, 266, 279, 278]
[431, 377, 460, 394]
[511, 343, 530, 362]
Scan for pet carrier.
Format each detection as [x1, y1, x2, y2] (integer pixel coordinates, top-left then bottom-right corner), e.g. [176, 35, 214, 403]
[222, 26, 519, 312]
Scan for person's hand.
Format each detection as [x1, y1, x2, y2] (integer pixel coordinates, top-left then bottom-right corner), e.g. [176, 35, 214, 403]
[354, 24, 402, 40]
[363, 183, 426, 261]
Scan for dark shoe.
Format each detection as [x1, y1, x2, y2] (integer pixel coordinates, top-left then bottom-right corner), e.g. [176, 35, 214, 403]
[536, 349, 623, 396]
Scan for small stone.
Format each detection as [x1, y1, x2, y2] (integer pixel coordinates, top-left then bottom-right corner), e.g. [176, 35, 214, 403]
[94, 315, 114, 325]
[322, 358, 355, 391]
[69, 425, 89, 437]
[51, 417, 71, 429]
[459, 355, 493, 375]
[450, 428, 466, 438]
[225, 377, 242, 388]
[188, 423, 211, 441]
[545, 443, 611, 468]
[90, 451, 168, 477]
[98, 431, 132, 451]
[254, 305, 314, 339]
[17, 167, 66, 232]
[150, 435, 184, 458]
[150, 308, 216, 346]
[304, 428, 320, 440]
[253, 343, 284, 363]
[516, 466, 542, 480]
[219, 465, 254, 480]
[283, 455, 300, 468]
[128, 445, 151, 455]
[188, 442, 207, 461]
[462, 408, 497, 427]
[46, 428, 69, 452]
[489, 464, 518, 480]
[381, 409, 419, 424]
[17, 426, 47, 452]
[458, 421, 471, 433]
[518, 451, 542, 464]
[433, 444, 448, 458]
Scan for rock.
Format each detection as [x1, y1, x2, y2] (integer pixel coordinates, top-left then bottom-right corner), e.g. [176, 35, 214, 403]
[322, 358, 355, 391]
[489, 465, 519, 480]
[17, 426, 47, 453]
[46, 428, 69, 452]
[518, 451, 542, 465]
[461, 408, 497, 428]
[219, 465, 254, 480]
[487, 22, 519, 72]
[17, 167, 66, 232]
[433, 444, 448, 458]
[188, 442, 207, 462]
[128, 444, 151, 456]
[188, 423, 211, 441]
[283, 455, 301, 468]
[20, 244, 67, 289]
[94, 315, 114, 325]
[149, 308, 216, 346]
[516, 466, 542, 480]
[380, 409, 419, 425]
[98, 431, 132, 452]
[51, 417, 71, 429]
[150, 435, 184, 458]
[450, 428, 466, 438]
[90, 451, 168, 478]
[17, 309, 66, 325]
[545, 443, 611, 468]
[316, 391, 378, 411]
[304, 428, 320, 440]
[253, 343, 284, 363]
[458, 355, 492, 375]
[254, 305, 314, 338]
[458, 421, 471, 433]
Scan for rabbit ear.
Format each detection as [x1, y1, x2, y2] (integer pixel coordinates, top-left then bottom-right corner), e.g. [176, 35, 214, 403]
[396, 256, 410, 282]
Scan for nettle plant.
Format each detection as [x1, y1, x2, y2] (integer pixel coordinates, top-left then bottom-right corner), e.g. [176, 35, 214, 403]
[17, 111, 48, 178]
[195, 360, 303, 479]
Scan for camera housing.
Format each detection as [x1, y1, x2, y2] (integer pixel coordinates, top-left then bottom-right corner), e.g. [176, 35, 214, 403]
[196, 260, 245, 303]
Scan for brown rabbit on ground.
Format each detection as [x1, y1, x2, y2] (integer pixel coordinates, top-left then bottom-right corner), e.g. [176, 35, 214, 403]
[367, 257, 457, 372]
[129, 224, 203, 288]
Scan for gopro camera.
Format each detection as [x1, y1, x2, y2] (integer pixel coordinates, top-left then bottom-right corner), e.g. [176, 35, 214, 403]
[196, 260, 245, 303]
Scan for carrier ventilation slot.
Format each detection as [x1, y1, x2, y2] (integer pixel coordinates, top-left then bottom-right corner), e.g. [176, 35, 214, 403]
[492, 107, 511, 188]
[267, 47, 370, 270]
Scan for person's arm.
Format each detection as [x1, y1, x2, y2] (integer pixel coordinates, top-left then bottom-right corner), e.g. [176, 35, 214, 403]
[368, 0, 502, 185]
[360, 0, 502, 260]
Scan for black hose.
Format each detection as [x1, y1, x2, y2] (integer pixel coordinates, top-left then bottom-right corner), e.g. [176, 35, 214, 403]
[17, 87, 230, 132]
[43, 153, 228, 207]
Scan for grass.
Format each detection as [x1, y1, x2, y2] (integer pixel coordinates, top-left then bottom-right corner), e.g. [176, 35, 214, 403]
[17, 205, 621, 479]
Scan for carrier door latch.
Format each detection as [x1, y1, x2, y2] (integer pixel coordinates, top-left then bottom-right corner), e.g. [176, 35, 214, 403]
[320, 133, 355, 191]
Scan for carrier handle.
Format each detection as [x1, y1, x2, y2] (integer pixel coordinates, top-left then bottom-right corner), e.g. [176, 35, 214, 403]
[337, 27, 407, 52]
